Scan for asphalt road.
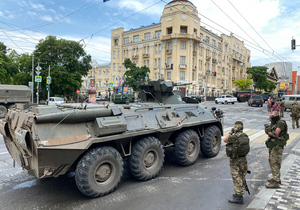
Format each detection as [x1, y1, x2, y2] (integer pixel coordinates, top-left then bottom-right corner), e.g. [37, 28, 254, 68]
[0, 101, 298, 210]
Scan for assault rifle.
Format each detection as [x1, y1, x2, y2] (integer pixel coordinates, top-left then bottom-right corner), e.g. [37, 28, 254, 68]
[245, 170, 251, 195]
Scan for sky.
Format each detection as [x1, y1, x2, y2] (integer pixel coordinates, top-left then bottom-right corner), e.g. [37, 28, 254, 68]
[1, 0, 300, 73]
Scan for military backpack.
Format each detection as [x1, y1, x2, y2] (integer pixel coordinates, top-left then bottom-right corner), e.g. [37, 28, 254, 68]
[226, 133, 250, 159]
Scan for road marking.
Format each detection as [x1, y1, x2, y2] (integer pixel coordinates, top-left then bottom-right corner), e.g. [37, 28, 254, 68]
[0, 151, 8, 155]
[250, 130, 267, 143]
[287, 133, 300, 146]
[246, 129, 259, 136]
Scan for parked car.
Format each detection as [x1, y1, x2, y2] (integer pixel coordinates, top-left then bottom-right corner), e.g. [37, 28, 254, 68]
[248, 95, 264, 107]
[215, 95, 237, 104]
[261, 92, 275, 103]
[189, 95, 204, 103]
[281, 95, 300, 110]
[46, 97, 65, 105]
[95, 95, 106, 100]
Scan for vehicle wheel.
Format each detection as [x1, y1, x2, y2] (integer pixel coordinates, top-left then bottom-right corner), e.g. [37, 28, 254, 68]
[232, 102, 235, 104]
[215, 100, 218, 104]
[225, 101, 228, 104]
[200, 125, 221, 158]
[75, 146, 123, 198]
[0, 105, 7, 118]
[129, 136, 164, 181]
[174, 129, 200, 166]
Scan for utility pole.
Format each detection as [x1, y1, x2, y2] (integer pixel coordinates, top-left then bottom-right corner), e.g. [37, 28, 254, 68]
[47, 65, 50, 100]
[31, 54, 34, 103]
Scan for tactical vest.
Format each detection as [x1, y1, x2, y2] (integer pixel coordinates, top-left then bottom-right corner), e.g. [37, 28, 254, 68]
[226, 133, 250, 159]
[265, 120, 289, 149]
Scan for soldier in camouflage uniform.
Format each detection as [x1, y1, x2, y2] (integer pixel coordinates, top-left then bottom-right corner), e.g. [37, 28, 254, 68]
[290, 99, 300, 129]
[224, 121, 250, 204]
[265, 111, 289, 188]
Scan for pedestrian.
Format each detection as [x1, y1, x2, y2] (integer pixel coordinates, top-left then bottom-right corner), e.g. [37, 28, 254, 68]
[271, 99, 281, 112]
[264, 111, 289, 188]
[267, 97, 272, 118]
[224, 121, 250, 204]
[290, 99, 300, 129]
[280, 99, 285, 117]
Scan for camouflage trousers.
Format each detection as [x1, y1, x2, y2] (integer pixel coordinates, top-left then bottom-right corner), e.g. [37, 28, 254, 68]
[268, 147, 283, 182]
[292, 116, 299, 128]
[230, 156, 248, 196]
[280, 109, 284, 117]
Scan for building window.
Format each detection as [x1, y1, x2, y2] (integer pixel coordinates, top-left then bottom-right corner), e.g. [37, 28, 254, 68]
[158, 58, 161, 69]
[118, 51, 119, 58]
[181, 41, 186, 50]
[180, 56, 186, 65]
[167, 71, 171, 80]
[155, 73, 157, 80]
[98, 70, 101, 76]
[147, 60, 149, 67]
[114, 39, 118, 45]
[136, 61, 139, 67]
[159, 44, 161, 52]
[167, 42, 172, 51]
[155, 59, 157, 68]
[155, 30, 161, 38]
[180, 26, 187, 33]
[167, 27, 172, 34]
[200, 33, 203, 38]
[144, 32, 150, 40]
[218, 42, 221, 49]
[180, 71, 185, 80]
[205, 36, 210, 43]
[133, 35, 139, 43]
[167, 57, 172, 66]
[192, 72, 195, 81]
[98, 81, 101, 87]
[113, 51, 116, 59]
[113, 63, 116, 71]
[124, 37, 129, 44]
[155, 44, 158, 53]
[212, 39, 215, 47]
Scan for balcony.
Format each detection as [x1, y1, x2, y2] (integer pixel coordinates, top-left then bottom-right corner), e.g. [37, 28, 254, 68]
[206, 56, 211, 61]
[166, 49, 172, 54]
[212, 58, 217, 63]
[132, 55, 139, 59]
[143, 53, 149, 58]
[166, 64, 173, 70]
[193, 51, 196, 55]
[179, 64, 187, 68]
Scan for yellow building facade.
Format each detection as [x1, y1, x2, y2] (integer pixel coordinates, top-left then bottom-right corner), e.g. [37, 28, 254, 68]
[83, 0, 251, 97]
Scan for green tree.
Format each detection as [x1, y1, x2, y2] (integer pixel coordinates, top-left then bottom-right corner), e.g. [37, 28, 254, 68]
[233, 78, 253, 91]
[0, 42, 11, 84]
[34, 36, 91, 98]
[246, 66, 270, 91]
[123, 58, 150, 91]
[266, 81, 276, 92]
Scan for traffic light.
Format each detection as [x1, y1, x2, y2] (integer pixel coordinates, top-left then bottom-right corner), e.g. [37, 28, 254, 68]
[46, 84, 49, 91]
[38, 83, 41, 92]
[291, 39, 296, 50]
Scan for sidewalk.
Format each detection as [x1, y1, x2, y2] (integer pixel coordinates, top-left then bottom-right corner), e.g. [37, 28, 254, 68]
[246, 138, 300, 210]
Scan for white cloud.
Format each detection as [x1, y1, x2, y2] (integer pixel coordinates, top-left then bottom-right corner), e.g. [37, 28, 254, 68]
[40, 15, 53, 22]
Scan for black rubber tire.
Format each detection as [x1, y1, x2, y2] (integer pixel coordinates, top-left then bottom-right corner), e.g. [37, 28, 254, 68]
[200, 125, 221, 158]
[215, 100, 218, 104]
[0, 105, 7, 118]
[75, 146, 123, 198]
[129, 136, 164, 181]
[174, 129, 200, 166]
[225, 101, 228, 104]
[232, 102, 235, 104]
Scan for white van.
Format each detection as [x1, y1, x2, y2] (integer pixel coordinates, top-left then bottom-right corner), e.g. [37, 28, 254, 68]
[281, 95, 300, 110]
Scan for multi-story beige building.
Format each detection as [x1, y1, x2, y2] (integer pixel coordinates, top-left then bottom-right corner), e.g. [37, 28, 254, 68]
[82, 0, 251, 97]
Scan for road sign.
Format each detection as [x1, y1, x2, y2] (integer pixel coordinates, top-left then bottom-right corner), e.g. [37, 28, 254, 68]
[109, 82, 114, 88]
[35, 65, 42, 75]
[35, 75, 42, 82]
[76, 90, 80, 94]
[46, 76, 51, 84]
[118, 86, 123, 92]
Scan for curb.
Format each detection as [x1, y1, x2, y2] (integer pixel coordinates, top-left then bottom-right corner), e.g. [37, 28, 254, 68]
[246, 136, 300, 209]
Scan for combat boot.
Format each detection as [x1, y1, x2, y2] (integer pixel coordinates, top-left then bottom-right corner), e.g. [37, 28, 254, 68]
[265, 180, 280, 188]
[228, 194, 244, 204]
[267, 178, 281, 184]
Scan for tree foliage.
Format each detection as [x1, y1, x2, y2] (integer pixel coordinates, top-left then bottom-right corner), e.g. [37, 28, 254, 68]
[123, 58, 150, 91]
[246, 66, 276, 92]
[233, 78, 253, 91]
[33, 36, 91, 98]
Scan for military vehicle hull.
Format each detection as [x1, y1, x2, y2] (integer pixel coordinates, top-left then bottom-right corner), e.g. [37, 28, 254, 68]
[0, 80, 223, 198]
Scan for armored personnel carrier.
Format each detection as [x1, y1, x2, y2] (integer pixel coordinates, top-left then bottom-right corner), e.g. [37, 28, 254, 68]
[0, 80, 223, 198]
